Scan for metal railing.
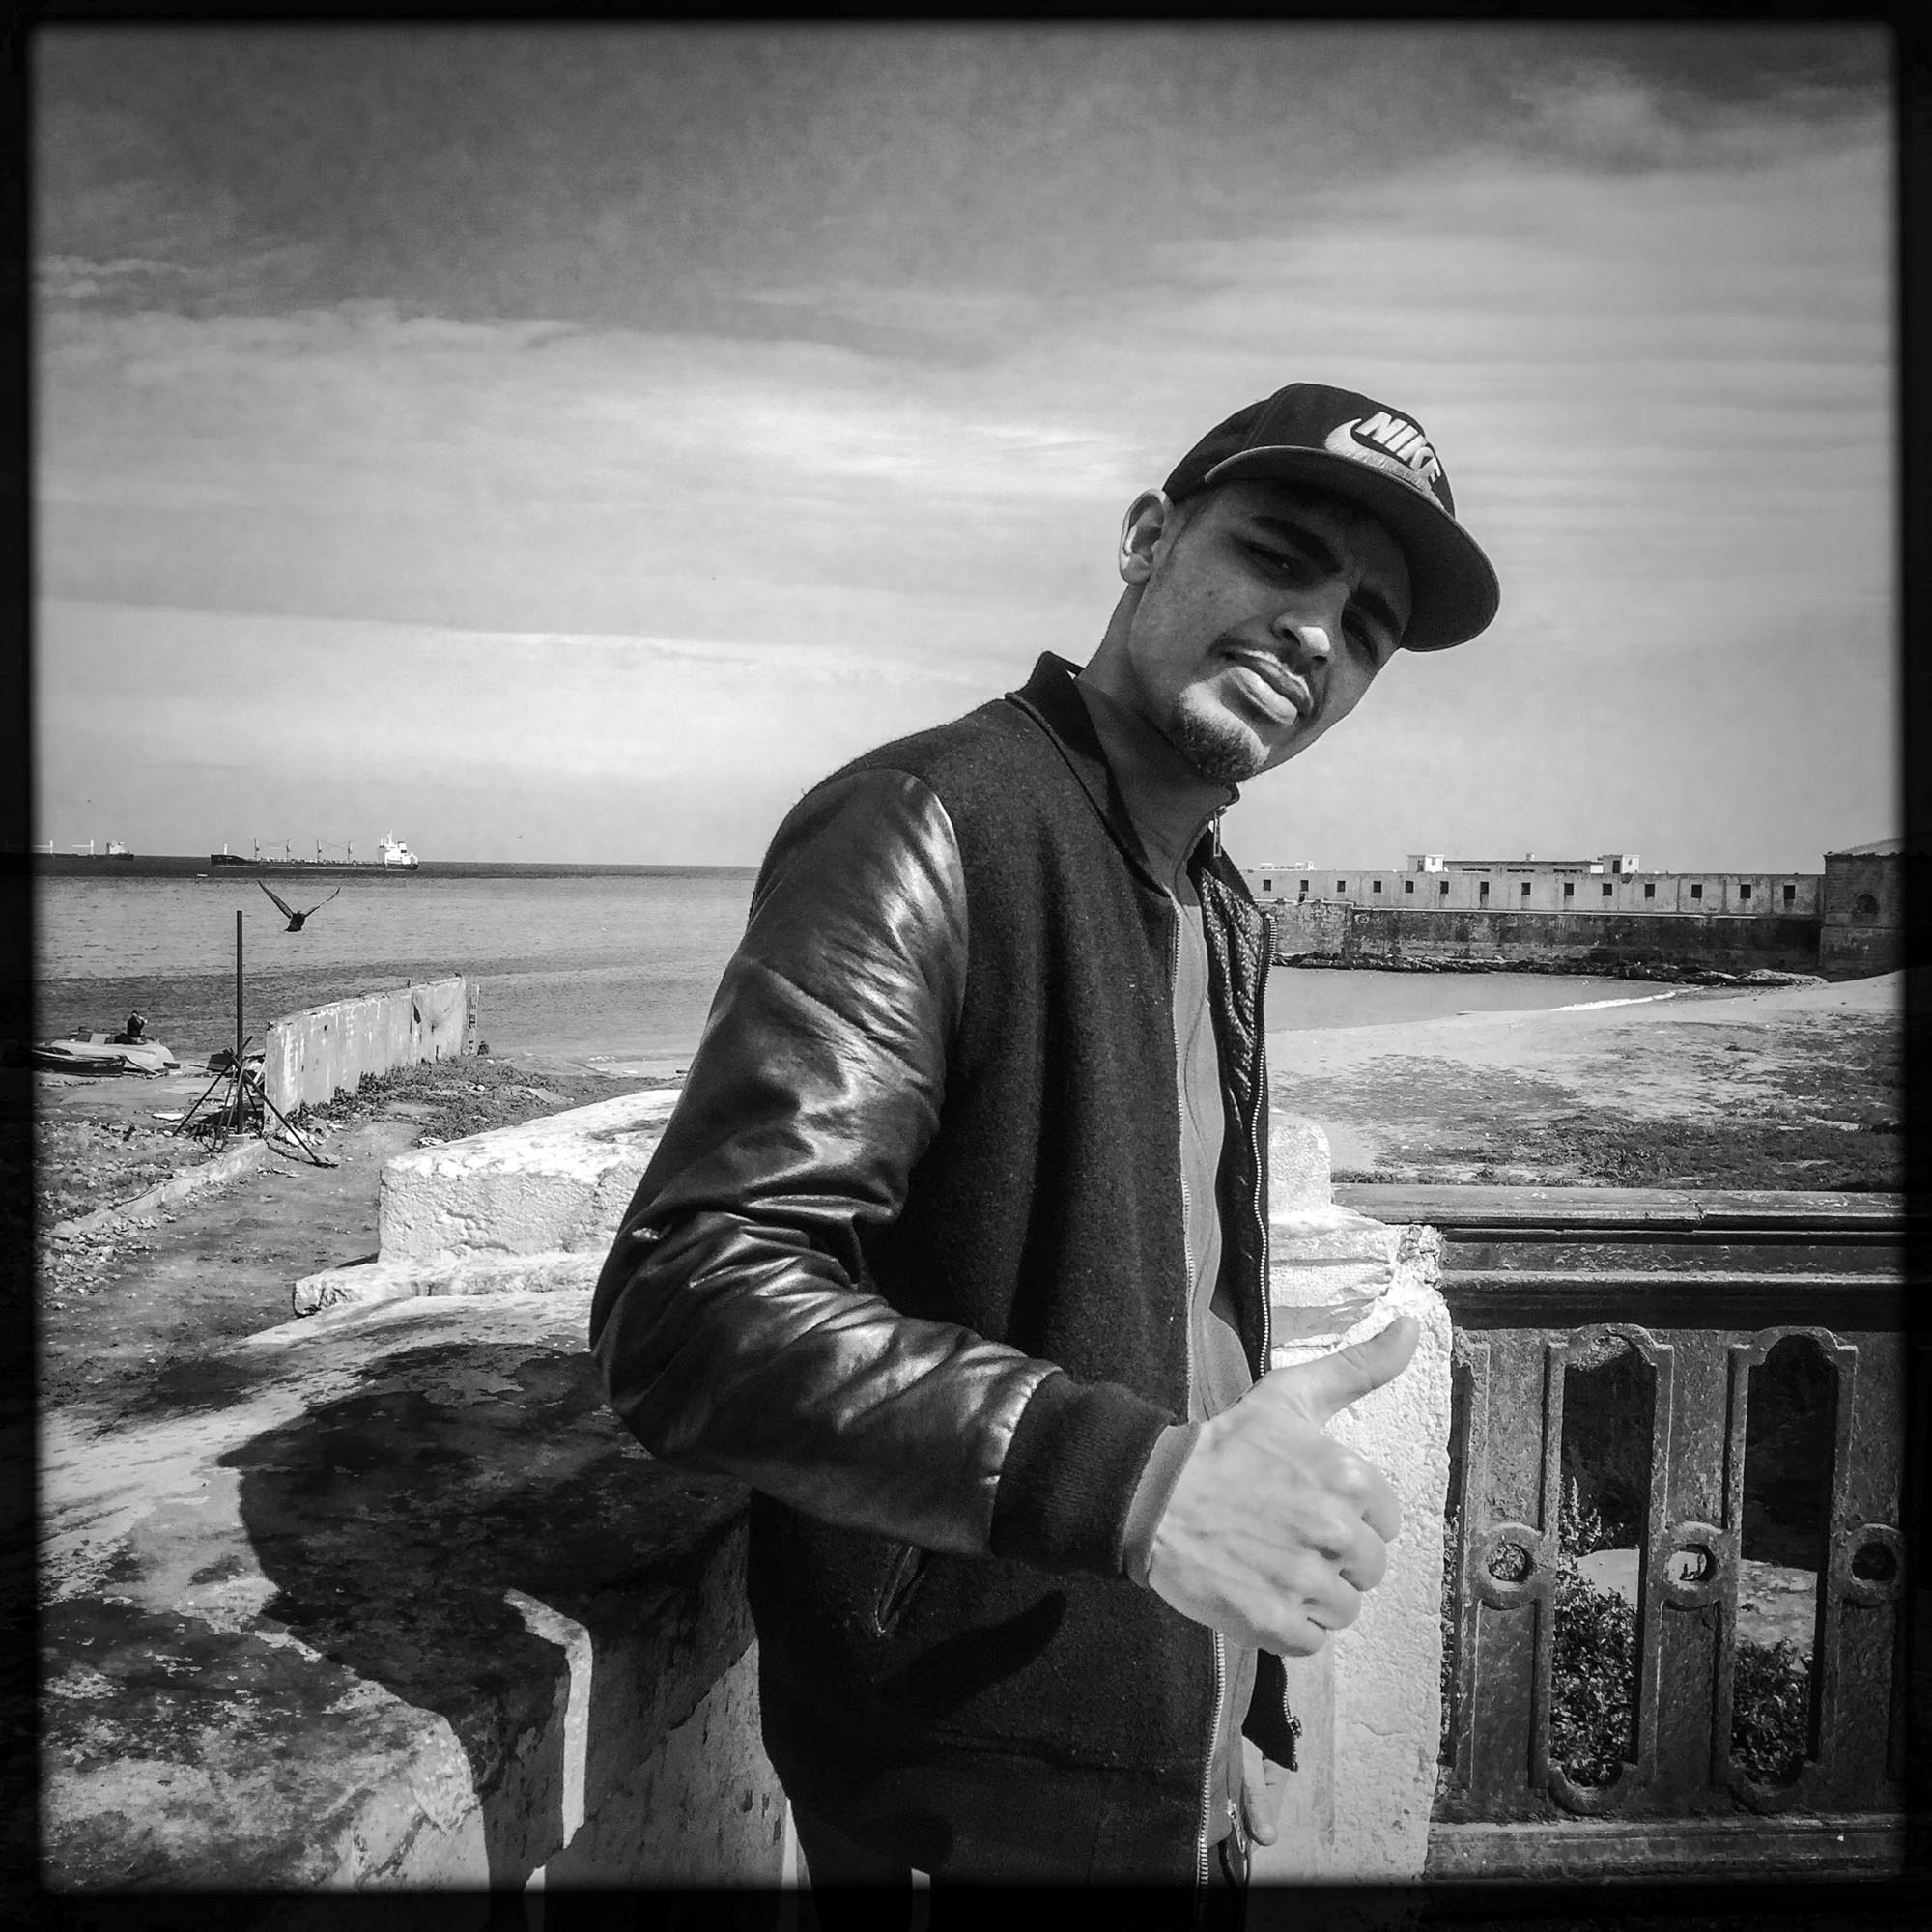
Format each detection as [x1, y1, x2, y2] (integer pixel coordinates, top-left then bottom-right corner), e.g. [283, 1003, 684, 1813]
[1336, 1183, 1920, 1881]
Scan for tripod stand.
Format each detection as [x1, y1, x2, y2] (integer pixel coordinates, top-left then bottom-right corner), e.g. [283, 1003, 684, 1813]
[173, 1033, 332, 1164]
[170, 905, 334, 1166]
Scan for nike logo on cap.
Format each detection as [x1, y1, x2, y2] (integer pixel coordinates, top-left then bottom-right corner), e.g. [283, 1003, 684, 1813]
[1326, 411, 1444, 491]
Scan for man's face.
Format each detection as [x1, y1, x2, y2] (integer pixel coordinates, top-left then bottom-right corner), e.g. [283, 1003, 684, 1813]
[1116, 480, 1413, 786]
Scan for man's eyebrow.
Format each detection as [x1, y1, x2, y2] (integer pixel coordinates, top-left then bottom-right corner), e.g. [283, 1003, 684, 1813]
[1242, 513, 1406, 642]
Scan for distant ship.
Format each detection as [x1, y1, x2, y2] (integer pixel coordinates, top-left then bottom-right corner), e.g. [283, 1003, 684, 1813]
[26, 838, 133, 858]
[210, 833, 421, 873]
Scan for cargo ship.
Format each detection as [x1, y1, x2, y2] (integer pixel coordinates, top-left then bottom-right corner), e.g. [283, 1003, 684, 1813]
[210, 832, 420, 873]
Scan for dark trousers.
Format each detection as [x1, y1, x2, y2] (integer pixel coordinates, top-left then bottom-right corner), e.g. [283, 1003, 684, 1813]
[793, 1805, 1248, 1932]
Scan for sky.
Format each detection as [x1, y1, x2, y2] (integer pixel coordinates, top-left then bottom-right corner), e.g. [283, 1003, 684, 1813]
[32, 23, 1898, 869]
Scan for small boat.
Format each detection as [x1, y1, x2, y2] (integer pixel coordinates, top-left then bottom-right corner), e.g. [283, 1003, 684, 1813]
[33, 1033, 182, 1076]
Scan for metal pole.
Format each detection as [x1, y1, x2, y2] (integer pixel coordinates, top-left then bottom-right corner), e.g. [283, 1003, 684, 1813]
[235, 908, 243, 1066]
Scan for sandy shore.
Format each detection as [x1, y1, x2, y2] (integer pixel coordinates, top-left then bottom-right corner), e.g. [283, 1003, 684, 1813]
[1268, 970, 1910, 1183]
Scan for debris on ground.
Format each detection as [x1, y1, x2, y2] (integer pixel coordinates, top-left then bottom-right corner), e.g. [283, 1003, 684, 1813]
[292, 1054, 672, 1145]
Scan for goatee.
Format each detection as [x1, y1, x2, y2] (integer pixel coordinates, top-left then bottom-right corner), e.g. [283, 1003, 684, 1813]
[1171, 701, 1268, 788]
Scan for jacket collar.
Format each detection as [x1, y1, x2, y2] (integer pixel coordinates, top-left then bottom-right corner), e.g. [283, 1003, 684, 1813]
[1008, 652, 1234, 896]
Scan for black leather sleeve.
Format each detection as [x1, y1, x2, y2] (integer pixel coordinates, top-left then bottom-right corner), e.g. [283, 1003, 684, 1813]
[588, 766, 1071, 1560]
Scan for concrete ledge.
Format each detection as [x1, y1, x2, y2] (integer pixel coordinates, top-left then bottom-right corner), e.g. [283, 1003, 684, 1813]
[40, 1289, 784, 1893]
[1270, 1119, 1406, 1333]
[378, 1089, 682, 1264]
[1261, 1122, 1450, 1885]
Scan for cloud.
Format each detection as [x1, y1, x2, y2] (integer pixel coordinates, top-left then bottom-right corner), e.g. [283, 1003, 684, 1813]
[34, 255, 189, 302]
[29, 32, 1894, 867]
[1499, 53, 1887, 172]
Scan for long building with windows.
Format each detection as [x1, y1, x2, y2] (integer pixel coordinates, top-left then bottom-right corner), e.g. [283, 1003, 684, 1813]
[1242, 852, 1822, 919]
[1240, 842, 1916, 979]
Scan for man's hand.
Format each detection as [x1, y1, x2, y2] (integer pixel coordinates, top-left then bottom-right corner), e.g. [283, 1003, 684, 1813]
[1240, 1738, 1293, 1847]
[1145, 1315, 1417, 1657]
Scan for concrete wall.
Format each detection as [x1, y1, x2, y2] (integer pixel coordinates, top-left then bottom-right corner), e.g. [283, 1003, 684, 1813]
[40, 1291, 787, 1899]
[263, 976, 474, 1117]
[1267, 902, 1824, 974]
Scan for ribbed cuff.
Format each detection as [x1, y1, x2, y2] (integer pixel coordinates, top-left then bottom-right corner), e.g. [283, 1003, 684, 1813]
[1119, 1423, 1203, 1588]
[987, 1370, 1178, 1576]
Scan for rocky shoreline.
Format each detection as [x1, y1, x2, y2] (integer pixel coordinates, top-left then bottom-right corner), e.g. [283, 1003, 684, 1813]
[1276, 952, 1825, 989]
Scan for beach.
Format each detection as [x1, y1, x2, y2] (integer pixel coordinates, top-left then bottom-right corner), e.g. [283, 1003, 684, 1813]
[1272, 971, 1910, 1188]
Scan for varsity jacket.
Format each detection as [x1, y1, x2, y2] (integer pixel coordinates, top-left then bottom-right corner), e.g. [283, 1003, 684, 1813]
[589, 652, 1297, 1886]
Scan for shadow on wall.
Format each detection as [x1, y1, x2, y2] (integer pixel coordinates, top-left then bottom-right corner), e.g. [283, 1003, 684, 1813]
[218, 1344, 758, 1894]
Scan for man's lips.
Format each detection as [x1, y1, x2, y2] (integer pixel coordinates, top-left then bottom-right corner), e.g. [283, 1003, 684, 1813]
[1221, 645, 1313, 720]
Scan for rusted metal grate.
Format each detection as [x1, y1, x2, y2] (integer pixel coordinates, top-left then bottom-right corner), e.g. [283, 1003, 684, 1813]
[1338, 1184, 1918, 1882]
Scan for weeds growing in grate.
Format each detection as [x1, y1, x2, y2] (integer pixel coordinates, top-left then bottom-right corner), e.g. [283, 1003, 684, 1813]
[1441, 1488, 1812, 1788]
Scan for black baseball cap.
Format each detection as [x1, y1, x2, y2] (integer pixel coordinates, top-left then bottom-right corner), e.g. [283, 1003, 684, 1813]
[1162, 383, 1500, 650]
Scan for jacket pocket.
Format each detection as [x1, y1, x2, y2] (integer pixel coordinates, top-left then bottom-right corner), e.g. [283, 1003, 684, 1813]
[1244, 1649, 1301, 1772]
[872, 1540, 933, 1636]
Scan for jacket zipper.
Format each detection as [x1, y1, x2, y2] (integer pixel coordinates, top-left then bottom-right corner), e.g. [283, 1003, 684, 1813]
[1197, 1629, 1227, 1889]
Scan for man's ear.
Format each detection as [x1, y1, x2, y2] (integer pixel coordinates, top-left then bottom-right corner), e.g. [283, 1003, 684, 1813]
[1117, 490, 1174, 586]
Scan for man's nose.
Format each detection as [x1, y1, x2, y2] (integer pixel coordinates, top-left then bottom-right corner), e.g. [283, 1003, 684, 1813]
[1271, 602, 1337, 668]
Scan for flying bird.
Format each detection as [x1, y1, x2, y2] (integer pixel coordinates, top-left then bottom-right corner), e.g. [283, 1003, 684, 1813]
[258, 880, 342, 931]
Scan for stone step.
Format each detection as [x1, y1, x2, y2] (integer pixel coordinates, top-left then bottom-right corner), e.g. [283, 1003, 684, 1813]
[294, 1248, 602, 1316]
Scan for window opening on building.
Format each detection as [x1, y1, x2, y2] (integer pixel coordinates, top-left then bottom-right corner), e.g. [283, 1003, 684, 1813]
[1405, 879, 1414, 895]
[1855, 892, 1879, 917]
[1298, 880, 1310, 898]
[1520, 881, 1531, 898]
[1478, 881, 1490, 904]
[1603, 883, 1613, 898]
[1438, 880, 1450, 897]
[1644, 883, 1655, 900]
[1337, 880, 1348, 894]
[1691, 883, 1703, 901]
[1262, 877, 1273, 894]
[1783, 883, 1796, 905]
[1740, 882, 1752, 901]
[1373, 879, 1383, 894]
[1563, 882, 1575, 899]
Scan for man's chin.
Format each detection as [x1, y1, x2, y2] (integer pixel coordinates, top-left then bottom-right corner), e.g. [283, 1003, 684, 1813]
[1170, 703, 1272, 787]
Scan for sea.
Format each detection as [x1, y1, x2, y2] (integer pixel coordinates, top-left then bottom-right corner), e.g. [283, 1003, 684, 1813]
[25, 868, 1665, 1070]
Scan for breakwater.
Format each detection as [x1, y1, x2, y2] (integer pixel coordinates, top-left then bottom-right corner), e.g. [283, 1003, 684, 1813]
[1270, 902, 1826, 980]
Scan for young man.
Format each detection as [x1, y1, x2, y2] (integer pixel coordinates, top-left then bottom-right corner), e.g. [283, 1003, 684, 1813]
[590, 383, 1500, 1906]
